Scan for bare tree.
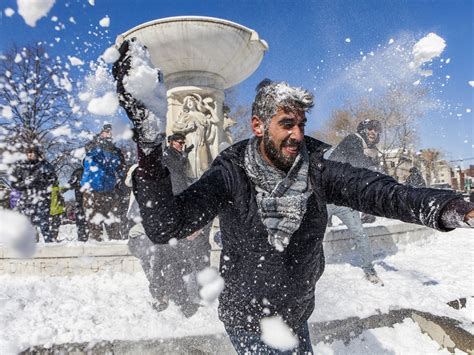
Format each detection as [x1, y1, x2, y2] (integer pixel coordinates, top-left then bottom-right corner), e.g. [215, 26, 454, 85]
[419, 148, 442, 186]
[0, 43, 83, 173]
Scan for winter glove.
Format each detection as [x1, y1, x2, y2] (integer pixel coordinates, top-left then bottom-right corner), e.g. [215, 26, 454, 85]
[184, 144, 194, 154]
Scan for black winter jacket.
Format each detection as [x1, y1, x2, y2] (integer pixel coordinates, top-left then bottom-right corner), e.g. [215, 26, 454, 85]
[133, 136, 462, 333]
[329, 133, 380, 171]
[162, 146, 189, 195]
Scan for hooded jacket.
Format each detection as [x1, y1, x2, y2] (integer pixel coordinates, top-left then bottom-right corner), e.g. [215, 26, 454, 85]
[133, 136, 461, 333]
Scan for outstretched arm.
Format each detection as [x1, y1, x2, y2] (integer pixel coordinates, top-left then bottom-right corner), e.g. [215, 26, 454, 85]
[322, 160, 474, 230]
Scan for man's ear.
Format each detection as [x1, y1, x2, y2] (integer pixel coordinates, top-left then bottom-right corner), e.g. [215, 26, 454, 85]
[251, 116, 264, 137]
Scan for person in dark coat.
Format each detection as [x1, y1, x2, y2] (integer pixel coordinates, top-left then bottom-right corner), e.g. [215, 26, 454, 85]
[68, 167, 88, 242]
[80, 124, 126, 241]
[114, 41, 474, 354]
[11, 145, 57, 242]
[405, 166, 427, 188]
[326, 119, 383, 284]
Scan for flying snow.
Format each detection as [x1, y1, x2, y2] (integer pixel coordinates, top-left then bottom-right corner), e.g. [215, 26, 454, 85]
[469, 81, 474, 87]
[99, 16, 110, 28]
[0, 209, 36, 258]
[197, 267, 225, 303]
[412, 33, 446, 67]
[68, 56, 84, 66]
[101, 46, 120, 64]
[17, 0, 56, 27]
[345, 38, 351, 43]
[4, 8, 15, 17]
[1, 106, 13, 119]
[88, 0, 95, 6]
[260, 316, 299, 351]
[87, 91, 119, 116]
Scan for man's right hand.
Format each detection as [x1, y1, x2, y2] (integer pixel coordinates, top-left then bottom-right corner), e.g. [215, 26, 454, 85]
[112, 39, 133, 93]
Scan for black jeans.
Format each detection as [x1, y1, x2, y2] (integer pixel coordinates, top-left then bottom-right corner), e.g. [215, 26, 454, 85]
[226, 322, 313, 354]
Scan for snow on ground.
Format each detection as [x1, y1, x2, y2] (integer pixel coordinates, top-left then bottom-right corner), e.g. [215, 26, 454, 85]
[0, 228, 472, 353]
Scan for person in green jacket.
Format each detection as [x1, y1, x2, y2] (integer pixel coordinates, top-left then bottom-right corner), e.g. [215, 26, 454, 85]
[50, 185, 66, 242]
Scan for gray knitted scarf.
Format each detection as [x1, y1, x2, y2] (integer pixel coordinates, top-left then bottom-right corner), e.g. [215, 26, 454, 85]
[244, 137, 312, 251]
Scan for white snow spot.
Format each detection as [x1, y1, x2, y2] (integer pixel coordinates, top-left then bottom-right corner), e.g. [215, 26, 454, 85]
[87, 91, 119, 116]
[68, 56, 84, 66]
[412, 33, 446, 67]
[88, 0, 95, 5]
[469, 81, 474, 87]
[345, 38, 351, 43]
[101, 46, 120, 64]
[78, 92, 92, 101]
[412, 80, 420, 86]
[4, 8, 15, 17]
[72, 147, 86, 159]
[466, 108, 471, 113]
[50, 15, 57, 22]
[1, 106, 13, 119]
[17, 0, 56, 27]
[260, 316, 299, 351]
[99, 16, 109, 28]
[197, 267, 224, 303]
[388, 38, 394, 44]
[445, 58, 451, 64]
[50, 125, 71, 137]
[14, 54, 22, 63]
[68, 16, 76, 24]
[0, 209, 36, 258]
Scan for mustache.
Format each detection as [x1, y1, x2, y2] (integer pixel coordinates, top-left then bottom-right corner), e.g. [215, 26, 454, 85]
[281, 139, 302, 149]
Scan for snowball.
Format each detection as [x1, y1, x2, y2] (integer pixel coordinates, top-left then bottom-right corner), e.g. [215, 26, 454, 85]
[68, 56, 84, 66]
[17, 0, 56, 27]
[345, 38, 351, 43]
[4, 8, 15, 17]
[0, 209, 36, 258]
[197, 267, 225, 303]
[87, 91, 119, 116]
[101, 46, 120, 64]
[412, 33, 446, 66]
[260, 316, 299, 351]
[99, 16, 109, 27]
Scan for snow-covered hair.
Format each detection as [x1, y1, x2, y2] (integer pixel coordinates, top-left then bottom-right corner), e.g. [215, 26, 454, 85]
[251, 79, 314, 126]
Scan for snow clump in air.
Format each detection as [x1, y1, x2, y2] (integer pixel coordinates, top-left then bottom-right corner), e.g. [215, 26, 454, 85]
[197, 267, 225, 303]
[411, 33, 446, 76]
[99, 16, 110, 28]
[260, 316, 299, 351]
[4, 8, 15, 17]
[68, 56, 84, 66]
[87, 91, 119, 116]
[101, 46, 120, 64]
[469, 81, 474, 88]
[0, 209, 36, 258]
[17, 0, 56, 27]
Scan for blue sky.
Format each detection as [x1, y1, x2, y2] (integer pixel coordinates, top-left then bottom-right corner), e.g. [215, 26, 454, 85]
[0, 0, 472, 165]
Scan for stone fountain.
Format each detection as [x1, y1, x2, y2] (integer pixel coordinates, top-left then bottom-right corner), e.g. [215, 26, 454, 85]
[116, 16, 268, 178]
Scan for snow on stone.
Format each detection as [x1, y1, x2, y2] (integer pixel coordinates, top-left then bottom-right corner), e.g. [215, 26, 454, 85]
[17, 0, 56, 27]
[197, 267, 225, 303]
[68, 56, 84, 66]
[260, 316, 299, 351]
[99, 16, 110, 28]
[412, 33, 446, 67]
[0, 209, 36, 258]
[101, 46, 120, 64]
[469, 81, 474, 87]
[4, 8, 15, 17]
[87, 91, 118, 116]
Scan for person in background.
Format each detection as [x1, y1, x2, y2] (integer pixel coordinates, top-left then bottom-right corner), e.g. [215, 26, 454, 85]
[405, 166, 426, 188]
[80, 124, 125, 241]
[49, 184, 66, 242]
[11, 145, 57, 242]
[326, 119, 384, 284]
[69, 167, 88, 242]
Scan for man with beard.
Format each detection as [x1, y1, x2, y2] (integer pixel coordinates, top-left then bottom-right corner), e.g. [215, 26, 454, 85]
[113, 41, 474, 354]
[11, 145, 57, 242]
[80, 124, 125, 241]
[326, 119, 385, 284]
